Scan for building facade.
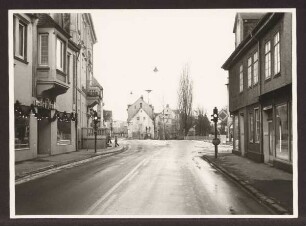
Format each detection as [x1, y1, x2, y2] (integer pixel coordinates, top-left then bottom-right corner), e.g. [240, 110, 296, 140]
[155, 104, 180, 139]
[222, 13, 293, 172]
[13, 13, 103, 162]
[127, 96, 154, 139]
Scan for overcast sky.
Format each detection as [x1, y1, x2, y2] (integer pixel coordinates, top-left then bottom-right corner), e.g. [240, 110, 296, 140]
[92, 10, 236, 121]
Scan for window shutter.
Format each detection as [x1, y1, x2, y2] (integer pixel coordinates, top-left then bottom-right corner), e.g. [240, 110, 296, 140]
[40, 35, 48, 65]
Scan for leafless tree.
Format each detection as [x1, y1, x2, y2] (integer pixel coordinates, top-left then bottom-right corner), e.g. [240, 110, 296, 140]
[177, 65, 193, 136]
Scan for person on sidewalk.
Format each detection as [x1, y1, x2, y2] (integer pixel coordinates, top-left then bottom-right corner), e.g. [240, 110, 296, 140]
[107, 134, 112, 147]
[115, 136, 119, 147]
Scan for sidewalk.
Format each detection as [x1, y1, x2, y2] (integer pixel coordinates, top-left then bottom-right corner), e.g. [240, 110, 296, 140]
[199, 143, 293, 214]
[15, 144, 128, 182]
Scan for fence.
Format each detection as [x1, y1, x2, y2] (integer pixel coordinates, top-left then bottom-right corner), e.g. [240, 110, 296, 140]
[81, 127, 109, 149]
[184, 135, 228, 144]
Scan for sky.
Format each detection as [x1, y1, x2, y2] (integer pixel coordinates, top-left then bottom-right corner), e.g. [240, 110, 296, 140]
[92, 10, 236, 121]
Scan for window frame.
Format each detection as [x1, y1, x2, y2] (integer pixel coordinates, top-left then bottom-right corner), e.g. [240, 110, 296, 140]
[249, 112, 254, 143]
[57, 120, 72, 145]
[253, 51, 259, 86]
[254, 108, 260, 143]
[247, 56, 252, 88]
[38, 33, 49, 66]
[15, 116, 30, 150]
[273, 31, 281, 76]
[274, 103, 290, 161]
[56, 37, 66, 72]
[239, 64, 243, 93]
[264, 41, 271, 80]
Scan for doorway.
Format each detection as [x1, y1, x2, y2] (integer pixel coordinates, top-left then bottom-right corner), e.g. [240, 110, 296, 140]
[263, 107, 273, 163]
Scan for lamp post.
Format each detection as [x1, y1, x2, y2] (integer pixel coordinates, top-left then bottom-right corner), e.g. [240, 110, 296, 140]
[92, 110, 100, 153]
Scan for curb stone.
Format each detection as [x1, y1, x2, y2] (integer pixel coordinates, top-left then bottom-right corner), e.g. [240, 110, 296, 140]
[201, 155, 291, 215]
[15, 145, 128, 184]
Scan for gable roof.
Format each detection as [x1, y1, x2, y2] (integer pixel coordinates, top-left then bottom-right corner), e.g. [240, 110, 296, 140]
[233, 13, 265, 33]
[127, 96, 154, 121]
[222, 13, 284, 70]
[128, 108, 154, 122]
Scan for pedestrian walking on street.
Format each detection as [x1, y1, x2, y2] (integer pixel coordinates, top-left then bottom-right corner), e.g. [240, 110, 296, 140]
[115, 136, 119, 147]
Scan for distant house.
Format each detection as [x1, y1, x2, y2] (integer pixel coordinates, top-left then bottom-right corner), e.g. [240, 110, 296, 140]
[222, 13, 293, 172]
[127, 96, 154, 139]
[155, 104, 180, 139]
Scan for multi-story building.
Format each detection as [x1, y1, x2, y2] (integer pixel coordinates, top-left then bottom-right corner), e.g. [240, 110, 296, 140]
[13, 13, 103, 162]
[222, 13, 293, 172]
[155, 104, 180, 139]
[127, 96, 154, 139]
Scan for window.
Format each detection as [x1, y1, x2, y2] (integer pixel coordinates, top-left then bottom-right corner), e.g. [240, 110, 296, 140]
[143, 117, 146, 120]
[253, 52, 258, 85]
[239, 65, 243, 92]
[56, 38, 65, 71]
[249, 112, 254, 143]
[247, 57, 252, 88]
[275, 104, 290, 161]
[265, 41, 271, 79]
[67, 54, 71, 83]
[18, 23, 25, 57]
[274, 32, 280, 75]
[39, 34, 49, 65]
[233, 115, 239, 150]
[15, 117, 30, 149]
[254, 109, 260, 143]
[137, 117, 140, 120]
[57, 121, 71, 145]
[140, 103, 142, 108]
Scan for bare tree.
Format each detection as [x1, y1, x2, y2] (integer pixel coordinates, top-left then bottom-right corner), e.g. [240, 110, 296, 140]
[177, 65, 193, 136]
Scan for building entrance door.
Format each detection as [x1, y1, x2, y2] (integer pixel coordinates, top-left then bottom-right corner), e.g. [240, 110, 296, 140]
[239, 114, 245, 156]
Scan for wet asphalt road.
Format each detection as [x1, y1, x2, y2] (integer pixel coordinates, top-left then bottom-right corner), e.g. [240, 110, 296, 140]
[15, 140, 273, 215]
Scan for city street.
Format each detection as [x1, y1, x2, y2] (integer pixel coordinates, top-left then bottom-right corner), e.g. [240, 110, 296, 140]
[15, 140, 273, 215]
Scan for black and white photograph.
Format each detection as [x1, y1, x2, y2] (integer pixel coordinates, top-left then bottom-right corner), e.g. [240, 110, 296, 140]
[9, 8, 298, 218]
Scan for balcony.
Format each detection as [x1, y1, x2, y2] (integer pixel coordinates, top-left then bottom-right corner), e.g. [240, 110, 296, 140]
[36, 67, 70, 100]
[87, 86, 102, 107]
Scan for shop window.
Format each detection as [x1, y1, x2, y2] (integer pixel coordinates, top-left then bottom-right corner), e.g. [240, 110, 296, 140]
[275, 104, 289, 161]
[233, 115, 239, 150]
[15, 117, 30, 149]
[274, 32, 281, 75]
[265, 41, 271, 79]
[253, 52, 258, 85]
[57, 121, 71, 145]
[249, 112, 254, 143]
[254, 109, 260, 143]
[39, 34, 49, 65]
